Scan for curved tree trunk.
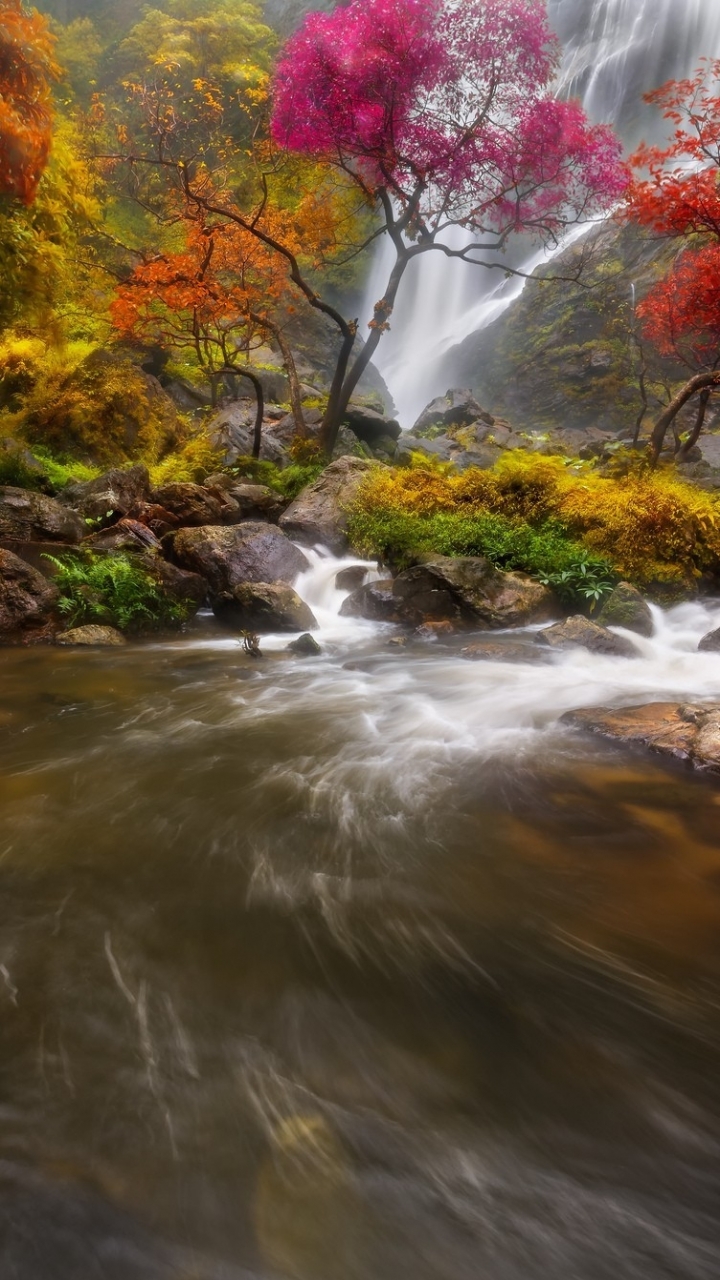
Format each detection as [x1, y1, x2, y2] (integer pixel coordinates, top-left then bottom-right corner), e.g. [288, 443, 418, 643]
[676, 387, 712, 459]
[648, 372, 720, 464]
[219, 365, 264, 459]
[255, 314, 306, 439]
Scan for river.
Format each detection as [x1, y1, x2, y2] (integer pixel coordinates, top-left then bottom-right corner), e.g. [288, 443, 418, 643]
[1, 551, 719, 1278]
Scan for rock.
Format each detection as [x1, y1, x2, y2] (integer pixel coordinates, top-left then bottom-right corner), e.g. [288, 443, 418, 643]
[287, 632, 322, 656]
[596, 582, 653, 637]
[137, 555, 208, 612]
[535, 615, 639, 657]
[62, 465, 151, 522]
[416, 620, 455, 640]
[225, 483, 285, 522]
[331, 425, 371, 460]
[412, 388, 493, 437]
[344, 405, 401, 447]
[169, 522, 309, 596]
[338, 580, 400, 621]
[0, 486, 85, 544]
[562, 702, 720, 772]
[213, 582, 317, 632]
[460, 639, 551, 664]
[0, 548, 59, 640]
[57, 625, 127, 647]
[0, 438, 51, 490]
[150, 481, 240, 527]
[335, 565, 368, 591]
[123, 501, 180, 538]
[392, 556, 557, 629]
[206, 404, 290, 467]
[698, 627, 720, 652]
[279, 456, 378, 553]
[82, 518, 162, 554]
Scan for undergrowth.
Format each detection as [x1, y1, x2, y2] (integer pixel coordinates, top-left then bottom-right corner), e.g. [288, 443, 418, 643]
[44, 552, 189, 632]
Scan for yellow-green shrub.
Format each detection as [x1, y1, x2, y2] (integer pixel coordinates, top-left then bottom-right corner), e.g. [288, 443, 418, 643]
[148, 433, 223, 485]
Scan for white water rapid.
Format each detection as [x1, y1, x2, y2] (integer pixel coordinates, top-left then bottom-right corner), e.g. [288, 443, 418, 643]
[364, 0, 720, 426]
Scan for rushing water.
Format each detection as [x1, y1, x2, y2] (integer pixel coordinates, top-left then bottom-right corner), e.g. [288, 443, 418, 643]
[365, 0, 720, 425]
[1, 550, 720, 1278]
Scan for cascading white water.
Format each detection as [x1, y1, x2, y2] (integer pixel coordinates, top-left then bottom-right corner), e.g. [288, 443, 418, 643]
[364, 0, 720, 427]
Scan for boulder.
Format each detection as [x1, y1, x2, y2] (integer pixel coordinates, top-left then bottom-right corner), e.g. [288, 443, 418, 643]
[287, 632, 322, 656]
[226, 483, 285, 522]
[123, 501, 180, 538]
[698, 626, 720, 652]
[62, 465, 151, 522]
[412, 388, 493, 437]
[535, 615, 639, 657]
[344, 405, 401, 447]
[168, 522, 309, 596]
[279, 456, 378, 553]
[150, 481, 240, 527]
[460, 639, 551, 664]
[391, 556, 557, 629]
[206, 404, 290, 467]
[339, 580, 400, 622]
[137, 555, 208, 612]
[0, 486, 85, 544]
[335, 565, 368, 592]
[562, 702, 720, 772]
[57, 625, 126, 647]
[212, 582, 317, 632]
[82, 518, 162, 554]
[596, 582, 653, 637]
[0, 548, 59, 639]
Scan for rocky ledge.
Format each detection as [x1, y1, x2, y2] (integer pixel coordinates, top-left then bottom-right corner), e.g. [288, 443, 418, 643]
[563, 702, 720, 773]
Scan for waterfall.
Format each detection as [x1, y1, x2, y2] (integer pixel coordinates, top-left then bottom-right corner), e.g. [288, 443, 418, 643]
[363, 0, 720, 427]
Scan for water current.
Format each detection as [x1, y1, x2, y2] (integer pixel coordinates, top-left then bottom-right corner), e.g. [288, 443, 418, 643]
[2, 549, 720, 1278]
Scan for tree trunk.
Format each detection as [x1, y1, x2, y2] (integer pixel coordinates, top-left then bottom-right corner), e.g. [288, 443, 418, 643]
[256, 315, 306, 439]
[676, 387, 711, 459]
[648, 372, 720, 464]
[220, 366, 264, 459]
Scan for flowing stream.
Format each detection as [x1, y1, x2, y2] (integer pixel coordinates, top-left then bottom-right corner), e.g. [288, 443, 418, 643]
[364, 0, 720, 425]
[2, 550, 720, 1278]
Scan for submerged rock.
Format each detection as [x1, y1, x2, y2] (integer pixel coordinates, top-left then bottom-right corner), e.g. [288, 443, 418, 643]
[169, 522, 309, 595]
[0, 548, 59, 640]
[460, 639, 551, 664]
[279, 456, 379, 553]
[535, 615, 639, 657]
[57, 625, 126, 647]
[0, 486, 85, 544]
[596, 582, 653, 637]
[213, 582, 317, 632]
[563, 702, 720, 773]
[287, 632, 322, 655]
[392, 556, 557, 630]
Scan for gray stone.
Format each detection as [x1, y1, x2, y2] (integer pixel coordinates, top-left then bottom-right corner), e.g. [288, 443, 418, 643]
[62, 465, 151, 522]
[0, 548, 59, 639]
[287, 632, 322, 656]
[169, 522, 309, 596]
[335, 565, 368, 592]
[57, 625, 127, 647]
[339, 579, 400, 621]
[137, 555, 208, 612]
[535, 614, 639, 657]
[0, 486, 85, 544]
[412, 388, 493, 437]
[597, 582, 653, 637]
[344, 405, 401, 446]
[698, 626, 720, 652]
[392, 556, 557, 629]
[279, 456, 379, 553]
[82, 518, 162, 554]
[213, 582, 317, 632]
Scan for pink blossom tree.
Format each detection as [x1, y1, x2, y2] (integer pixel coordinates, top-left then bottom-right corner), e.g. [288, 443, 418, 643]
[271, 0, 628, 450]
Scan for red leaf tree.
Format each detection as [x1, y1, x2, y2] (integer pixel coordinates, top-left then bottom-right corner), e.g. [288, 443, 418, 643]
[0, 0, 58, 204]
[627, 60, 720, 460]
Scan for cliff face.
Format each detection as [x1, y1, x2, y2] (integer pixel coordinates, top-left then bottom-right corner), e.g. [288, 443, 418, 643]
[442, 223, 684, 437]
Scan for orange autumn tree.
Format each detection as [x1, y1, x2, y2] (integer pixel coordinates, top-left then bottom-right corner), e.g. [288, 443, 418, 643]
[0, 0, 59, 204]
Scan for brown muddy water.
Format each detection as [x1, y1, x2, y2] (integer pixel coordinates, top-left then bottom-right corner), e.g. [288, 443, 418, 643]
[0, 554, 719, 1279]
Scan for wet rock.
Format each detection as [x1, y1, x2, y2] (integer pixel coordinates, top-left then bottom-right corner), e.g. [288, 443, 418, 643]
[150, 481, 240, 527]
[206, 403, 290, 467]
[82, 518, 162, 554]
[416, 620, 456, 640]
[287, 632, 322, 656]
[279, 456, 379, 553]
[335, 565, 368, 592]
[344, 405, 401, 447]
[57, 625, 127, 646]
[596, 582, 653, 637]
[227, 482, 285, 522]
[412, 388, 493, 437]
[213, 582, 317, 632]
[339, 579, 400, 622]
[460, 639, 551, 664]
[535, 615, 639, 657]
[137, 555, 208, 612]
[123, 500, 180, 538]
[0, 486, 85, 544]
[698, 626, 720, 652]
[0, 548, 59, 640]
[392, 556, 557, 629]
[562, 702, 720, 772]
[61, 464, 151, 522]
[169, 522, 309, 595]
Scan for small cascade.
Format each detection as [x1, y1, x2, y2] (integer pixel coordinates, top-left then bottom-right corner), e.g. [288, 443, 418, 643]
[363, 0, 720, 426]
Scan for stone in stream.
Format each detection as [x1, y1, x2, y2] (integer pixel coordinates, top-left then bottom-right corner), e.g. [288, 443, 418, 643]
[535, 615, 639, 657]
[168, 522, 309, 596]
[213, 582, 317, 632]
[335, 564, 368, 592]
[563, 702, 720, 773]
[0, 486, 85, 544]
[57, 625, 127, 647]
[339, 579, 400, 622]
[596, 582, 654, 637]
[287, 632, 322, 656]
[0, 548, 59, 641]
[391, 555, 557, 630]
[698, 626, 720, 652]
[279, 456, 380, 553]
[460, 639, 551, 664]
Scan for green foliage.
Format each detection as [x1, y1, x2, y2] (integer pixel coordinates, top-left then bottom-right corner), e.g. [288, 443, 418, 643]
[148, 433, 223, 485]
[230, 453, 325, 499]
[32, 450, 101, 490]
[43, 551, 188, 632]
[538, 555, 617, 611]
